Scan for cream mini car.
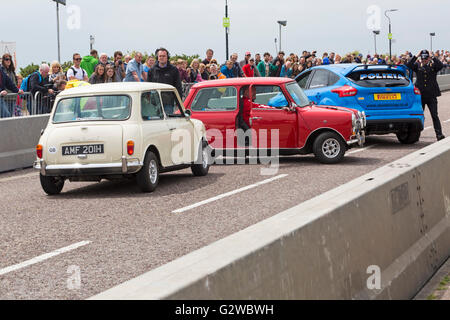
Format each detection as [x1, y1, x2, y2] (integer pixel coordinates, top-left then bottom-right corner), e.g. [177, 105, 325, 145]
[34, 82, 210, 194]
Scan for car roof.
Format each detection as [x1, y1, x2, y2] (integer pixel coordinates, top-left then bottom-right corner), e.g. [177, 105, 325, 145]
[308, 64, 362, 75]
[308, 63, 407, 76]
[58, 82, 175, 97]
[192, 77, 295, 89]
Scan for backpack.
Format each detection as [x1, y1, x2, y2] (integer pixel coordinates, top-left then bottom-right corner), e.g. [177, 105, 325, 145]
[20, 71, 42, 91]
[65, 66, 86, 80]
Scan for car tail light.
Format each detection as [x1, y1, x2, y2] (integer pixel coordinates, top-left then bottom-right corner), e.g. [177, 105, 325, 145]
[414, 86, 421, 95]
[331, 85, 358, 97]
[36, 144, 43, 158]
[127, 140, 135, 156]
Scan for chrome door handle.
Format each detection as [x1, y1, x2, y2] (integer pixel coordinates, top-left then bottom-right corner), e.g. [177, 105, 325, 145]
[251, 117, 262, 120]
[169, 127, 176, 131]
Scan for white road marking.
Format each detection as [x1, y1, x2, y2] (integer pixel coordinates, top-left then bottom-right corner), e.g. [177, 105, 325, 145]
[347, 144, 376, 155]
[443, 119, 450, 123]
[0, 172, 37, 183]
[173, 174, 288, 213]
[0, 241, 91, 276]
[424, 126, 433, 130]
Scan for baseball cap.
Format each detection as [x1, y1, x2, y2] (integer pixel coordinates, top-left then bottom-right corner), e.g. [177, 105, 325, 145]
[420, 50, 430, 59]
[245, 51, 251, 56]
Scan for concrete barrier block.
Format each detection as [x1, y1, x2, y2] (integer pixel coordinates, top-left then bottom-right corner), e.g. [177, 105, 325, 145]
[90, 139, 450, 300]
[0, 115, 49, 172]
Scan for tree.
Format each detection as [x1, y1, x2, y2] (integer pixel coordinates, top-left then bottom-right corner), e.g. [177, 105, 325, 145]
[19, 63, 39, 78]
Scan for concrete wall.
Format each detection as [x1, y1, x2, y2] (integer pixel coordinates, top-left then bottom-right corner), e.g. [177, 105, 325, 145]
[438, 74, 450, 92]
[0, 115, 49, 172]
[91, 139, 450, 300]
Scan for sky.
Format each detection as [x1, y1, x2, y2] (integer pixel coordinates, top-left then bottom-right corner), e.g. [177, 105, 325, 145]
[1, 0, 449, 69]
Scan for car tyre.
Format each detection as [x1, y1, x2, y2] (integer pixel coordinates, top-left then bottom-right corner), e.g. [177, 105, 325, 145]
[396, 128, 421, 144]
[40, 174, 64, 195]
[313, 131, 346, 164]
[136, 151, 159, 192]
[191, 141, 211, 176]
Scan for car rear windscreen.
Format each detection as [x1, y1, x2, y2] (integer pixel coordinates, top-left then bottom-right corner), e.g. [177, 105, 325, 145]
[53, 95, 131, 123]
[346, 69, 410, 88]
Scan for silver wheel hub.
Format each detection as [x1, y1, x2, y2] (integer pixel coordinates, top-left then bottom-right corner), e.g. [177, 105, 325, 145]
[202, 148, 208, 168]
[149, 160, 158, 184]
[322, 138, 340, 158]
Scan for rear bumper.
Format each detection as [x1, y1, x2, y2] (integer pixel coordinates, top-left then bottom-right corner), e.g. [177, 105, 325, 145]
[34, 156, 142, 176]
[366, 118, 424, 135]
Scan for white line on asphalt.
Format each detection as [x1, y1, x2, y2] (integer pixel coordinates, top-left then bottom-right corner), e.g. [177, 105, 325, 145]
[347, 144, 376, 155]
[424, 126, 433, 130]
[444, 119, 450, 123]
[0, 241, 91, 276]
[173, 174, 288, 213]
[0, 172, 37, 183]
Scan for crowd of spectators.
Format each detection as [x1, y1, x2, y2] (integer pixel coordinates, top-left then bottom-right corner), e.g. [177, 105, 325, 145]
[0, 47, 449, 118]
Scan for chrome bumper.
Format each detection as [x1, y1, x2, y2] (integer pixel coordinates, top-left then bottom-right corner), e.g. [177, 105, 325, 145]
[34, 156, 142, 176]
[347, 130, 366, 147]
[348, 113, 366, 147]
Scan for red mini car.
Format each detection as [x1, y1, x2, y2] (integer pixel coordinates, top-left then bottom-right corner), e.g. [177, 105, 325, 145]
[184, 78, 366, 164]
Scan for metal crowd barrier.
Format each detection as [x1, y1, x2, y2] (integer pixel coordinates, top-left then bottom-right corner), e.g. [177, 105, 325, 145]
[33, 91, 56, 115]
[439, 65, 450, 75]
[0, 91, 59, 118]
[0, 92, 34, 118]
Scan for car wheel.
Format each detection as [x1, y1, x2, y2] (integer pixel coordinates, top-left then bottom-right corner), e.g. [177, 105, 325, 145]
[396, 128, 421, 144]
[136, 151, 159, 192]
[40, 174, 64, 195]
[191, 141, 210, 176]
[313, 131, 346, 164]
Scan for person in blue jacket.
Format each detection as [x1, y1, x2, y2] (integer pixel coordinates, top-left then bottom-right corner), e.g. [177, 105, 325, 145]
[220, 60, 234, 78]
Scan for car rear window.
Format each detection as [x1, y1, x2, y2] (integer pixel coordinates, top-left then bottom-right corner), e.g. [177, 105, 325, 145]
[346, 69, 410, 88]
[191, 86, 237, 111]
[53, 95, 131, 123]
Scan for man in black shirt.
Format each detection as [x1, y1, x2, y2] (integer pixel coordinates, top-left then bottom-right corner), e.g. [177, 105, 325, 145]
[202, 49, 214, 65]
[148, 48, 182, 115]
[407, 50, 445, 141]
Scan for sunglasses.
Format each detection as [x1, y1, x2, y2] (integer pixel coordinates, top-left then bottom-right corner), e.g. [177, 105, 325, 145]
[74, 58, 82, 61]
[3, 58, 11, 61]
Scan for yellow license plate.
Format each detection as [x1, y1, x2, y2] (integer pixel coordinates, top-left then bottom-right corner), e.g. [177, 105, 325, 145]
[374, 93, 401, 100]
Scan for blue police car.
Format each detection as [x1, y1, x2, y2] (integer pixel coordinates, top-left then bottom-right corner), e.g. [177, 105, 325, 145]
[295, 64, 424, 144]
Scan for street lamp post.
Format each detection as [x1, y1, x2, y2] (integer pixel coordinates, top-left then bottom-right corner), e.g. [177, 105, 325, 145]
[384, 9, 398, 62]
[53, 0, 66, 62]
[277, 20, 287, 53]
[430, 32, 435, 52]
[373, 30, 380, 54]
[224, 0, 229, 61]
[90, 35, 95, 51]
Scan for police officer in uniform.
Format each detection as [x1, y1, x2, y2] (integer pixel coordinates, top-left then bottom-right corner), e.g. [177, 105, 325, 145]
[407, 50, 445, 141]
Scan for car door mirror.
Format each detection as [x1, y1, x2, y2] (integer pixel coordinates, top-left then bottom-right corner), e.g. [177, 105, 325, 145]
[184, 109, 192, 119]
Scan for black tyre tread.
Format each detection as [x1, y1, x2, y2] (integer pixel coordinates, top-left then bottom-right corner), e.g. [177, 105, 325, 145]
[136, 151, 159, 192]
[397, 129, 421, 144]
[191, 141, 210, 176]
[40, 174, 64, 195]
[312, 131, 346, 164]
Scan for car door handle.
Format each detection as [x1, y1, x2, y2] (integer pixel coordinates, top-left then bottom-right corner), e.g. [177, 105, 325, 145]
[169, 127, 176, 131]
[251, 117, 262, 120]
